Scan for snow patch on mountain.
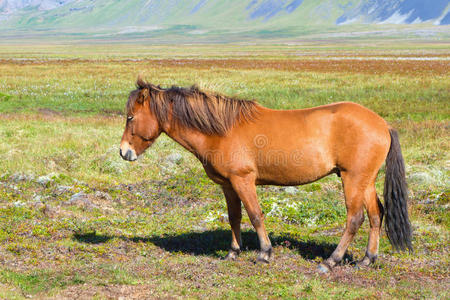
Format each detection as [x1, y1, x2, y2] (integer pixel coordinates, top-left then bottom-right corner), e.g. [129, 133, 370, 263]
[378, 10, 412, 24]
[438, 11, 450, 25]
[337, 0, 449, 25]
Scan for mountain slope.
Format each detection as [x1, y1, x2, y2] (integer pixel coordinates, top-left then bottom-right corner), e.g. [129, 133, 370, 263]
[1, 0, 449, 40]
[337, 0, 449, 25]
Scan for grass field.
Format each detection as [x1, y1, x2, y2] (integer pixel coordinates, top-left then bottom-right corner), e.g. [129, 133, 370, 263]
[0, 44, 449, 299]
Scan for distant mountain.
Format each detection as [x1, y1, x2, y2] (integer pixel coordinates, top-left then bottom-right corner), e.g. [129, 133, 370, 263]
[1, 0, 449, 40]
[0, 0, 75, 14]
[337, 0, 449, 25]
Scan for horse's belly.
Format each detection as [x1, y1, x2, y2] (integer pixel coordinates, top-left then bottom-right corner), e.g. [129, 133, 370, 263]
[255, 150, 335, 186]
[256, 168, 332, 186]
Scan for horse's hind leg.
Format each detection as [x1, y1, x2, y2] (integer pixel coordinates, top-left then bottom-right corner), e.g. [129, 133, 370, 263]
[318, 172, 365, 273]
[222, 186, 242, 260]
[358, 188, 384, 267]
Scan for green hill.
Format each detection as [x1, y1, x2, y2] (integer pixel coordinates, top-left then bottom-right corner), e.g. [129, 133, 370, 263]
[1, 0, 449, 42]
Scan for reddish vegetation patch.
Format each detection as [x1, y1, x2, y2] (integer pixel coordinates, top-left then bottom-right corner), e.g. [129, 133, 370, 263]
[37, 108, 62, 117]
[1, 58, 448, 75]
[144, 59, 450, 75]
[315, 53, 450, 58]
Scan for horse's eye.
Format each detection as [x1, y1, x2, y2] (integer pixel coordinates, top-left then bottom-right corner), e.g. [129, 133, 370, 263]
[127, 116, 134, 121]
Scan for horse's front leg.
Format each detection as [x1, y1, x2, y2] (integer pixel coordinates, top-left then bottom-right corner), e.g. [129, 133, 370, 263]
[222, 186, 242, 260]
[229, 174, 272, 263]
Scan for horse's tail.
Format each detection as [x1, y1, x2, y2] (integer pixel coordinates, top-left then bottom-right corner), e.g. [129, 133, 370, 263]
[383, 128, 413, 252]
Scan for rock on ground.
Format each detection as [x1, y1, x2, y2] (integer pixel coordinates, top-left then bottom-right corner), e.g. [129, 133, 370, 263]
[165, 153, 183, 165]
[36, 176, 52, 186]
[55, 185, 73, 195]
[284, 187, 298, 195]
[65, 192, 94, 209]
[94, 191, 112, 201]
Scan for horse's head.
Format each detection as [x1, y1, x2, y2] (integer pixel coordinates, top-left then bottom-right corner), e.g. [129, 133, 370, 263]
[120, 82, 162, 161]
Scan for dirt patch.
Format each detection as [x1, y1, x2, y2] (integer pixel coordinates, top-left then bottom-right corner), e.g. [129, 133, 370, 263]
[37, 108, 62, 117]
[48, 284, 167, 300]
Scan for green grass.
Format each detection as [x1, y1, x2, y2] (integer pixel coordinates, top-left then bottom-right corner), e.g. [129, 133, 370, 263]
[0, 269, 72, 295]
[0, 44, 448, 298]
[0, 59, 448, 121]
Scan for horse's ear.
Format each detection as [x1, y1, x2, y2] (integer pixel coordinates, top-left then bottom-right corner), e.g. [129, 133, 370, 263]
[137, 88, 149, 104]
[136, 74, 146, 89]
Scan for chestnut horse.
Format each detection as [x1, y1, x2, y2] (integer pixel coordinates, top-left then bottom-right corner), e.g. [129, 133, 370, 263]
[120, 78, 412, 273]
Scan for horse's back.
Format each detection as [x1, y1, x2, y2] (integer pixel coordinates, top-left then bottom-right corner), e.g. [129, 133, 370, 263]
[256, 101, 389, 144]
[241, 102, 390, 185]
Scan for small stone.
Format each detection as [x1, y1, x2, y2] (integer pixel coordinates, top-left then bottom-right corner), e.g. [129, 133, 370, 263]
[33, 194, 43, 202]
[66, 192, 93, 209]
[11, 173, 34, 182]
[192, 225, 207, 232]
[165, 153, 183, 165]
[37, 176, 51, 186]
[13, 201, 24, 207]
[9, 184, 19, 191]
[409, 172, 434, 185]
[94, 191, 112, 201]
[56, 185, 72, 194]
[47, 172, 59, 179]
[284, 187, 298, 195]
[70, 192, 88, 201]
[73, 179, 83, 185]
[10, 172, 22, 182]
[32, 201, 45, 210]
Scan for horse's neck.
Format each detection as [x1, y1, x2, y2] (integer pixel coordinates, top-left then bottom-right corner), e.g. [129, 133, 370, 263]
[163, 123, 210, 158]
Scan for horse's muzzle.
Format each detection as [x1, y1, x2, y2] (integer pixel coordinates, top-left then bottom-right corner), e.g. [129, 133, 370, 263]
[119, 148, 137, 161]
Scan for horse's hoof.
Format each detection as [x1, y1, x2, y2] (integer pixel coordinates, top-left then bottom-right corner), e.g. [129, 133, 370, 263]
[317, 263, 331, 274]
[256, 256, 270, 264]
[256, 249, 272, 264]
[354, 257, 371, 269]
[223, 249, 240, 261]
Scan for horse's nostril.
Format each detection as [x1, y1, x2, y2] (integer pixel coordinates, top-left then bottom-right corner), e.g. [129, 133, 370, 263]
[120, 147, 136, 161]
[125, 149, 132, 160]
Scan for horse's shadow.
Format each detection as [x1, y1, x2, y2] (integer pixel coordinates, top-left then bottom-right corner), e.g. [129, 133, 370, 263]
[73, 229, 352, 261]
